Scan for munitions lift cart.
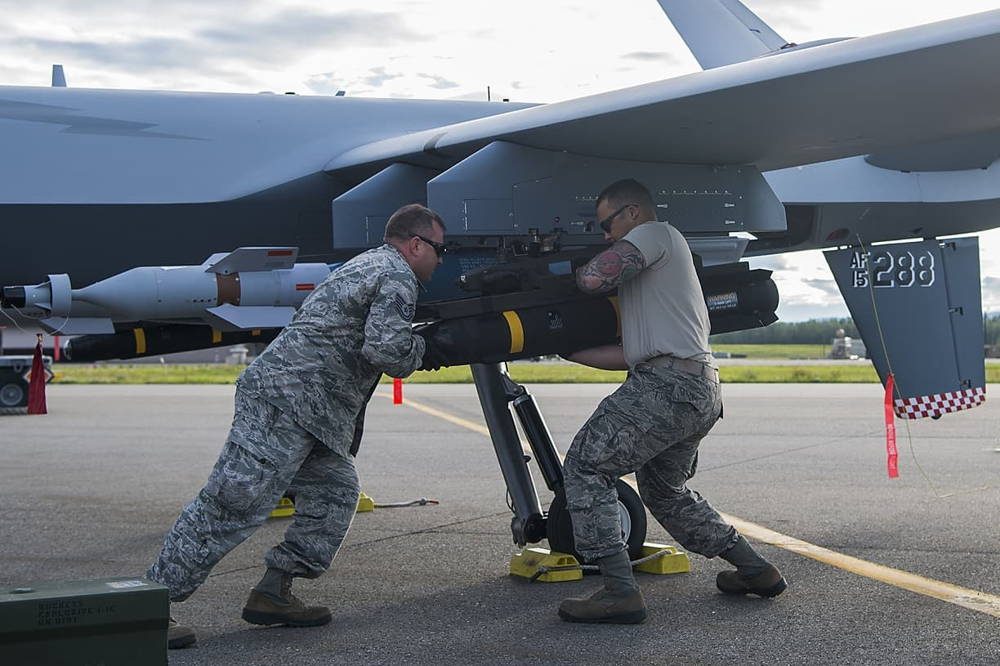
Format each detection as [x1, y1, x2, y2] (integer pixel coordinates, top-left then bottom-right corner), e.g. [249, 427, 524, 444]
[471, 362, 647, 560]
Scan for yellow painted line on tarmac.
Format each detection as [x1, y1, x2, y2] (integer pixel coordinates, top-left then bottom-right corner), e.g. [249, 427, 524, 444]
[378, 390, 1000, 619]
[377, 391, 490, 437]
[718, 512, 1000, 619]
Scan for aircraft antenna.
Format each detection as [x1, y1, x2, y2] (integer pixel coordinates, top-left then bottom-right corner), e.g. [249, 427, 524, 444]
[51, 64, 67, 87]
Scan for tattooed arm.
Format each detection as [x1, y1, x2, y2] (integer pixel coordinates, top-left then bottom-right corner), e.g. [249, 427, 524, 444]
[575, 240, 646, 294]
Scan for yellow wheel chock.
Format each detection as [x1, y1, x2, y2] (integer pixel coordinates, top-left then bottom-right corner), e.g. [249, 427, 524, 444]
[510, 548, 583, 583]
[269, 496, 295, 519]
[634, 543, 691, 575]
[356, 491, 376, 513]
[270, 490, 380, 518]
[510, 543, 690, 582]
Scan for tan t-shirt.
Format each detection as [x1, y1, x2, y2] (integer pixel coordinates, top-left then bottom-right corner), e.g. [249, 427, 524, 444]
[619, 221, 711, 368]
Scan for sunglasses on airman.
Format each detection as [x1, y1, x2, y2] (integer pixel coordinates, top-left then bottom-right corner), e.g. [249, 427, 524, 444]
[413, 234, 448, 257]
[597, 203, 637, 234]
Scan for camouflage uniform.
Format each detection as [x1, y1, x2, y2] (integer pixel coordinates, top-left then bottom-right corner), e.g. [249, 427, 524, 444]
[148, 244, 424, 601]
[563, 362, 736, 563]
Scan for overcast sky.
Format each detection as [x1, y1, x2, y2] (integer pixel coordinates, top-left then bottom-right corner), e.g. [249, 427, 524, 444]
[2, 0, 999, 320]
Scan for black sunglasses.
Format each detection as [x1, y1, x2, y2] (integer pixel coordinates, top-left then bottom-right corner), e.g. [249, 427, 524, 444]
[414, 234, 448, 257]
[597, 204, 636, 234]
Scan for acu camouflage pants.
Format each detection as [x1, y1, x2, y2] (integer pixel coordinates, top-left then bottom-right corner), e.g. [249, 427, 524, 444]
[563, 363, 736, 562]
[147, 390, 361, 602]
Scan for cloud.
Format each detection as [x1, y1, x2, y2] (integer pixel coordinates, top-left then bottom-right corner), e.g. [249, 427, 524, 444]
[750, 254, 796, 271]
[749, 250, 847, 318]
[982, 276, 1000, 311]
[779, 288, 841, 308]
[802, 277, 841, 298]
[742, 0, 825, 34]
[304, 66, 405, 96]
[417, 73, 459, 90]
[0, 63, 30, 82]
[304, 71, 343, 96]
[10, 35, 211, 74]
[2, 7, 423, 84]
[198, 9, 423, 53]
[363, 67, 403, 87]
[775, 301, 849, 321]
[622, 51, 682, 65]
[0, 0, 244, 10]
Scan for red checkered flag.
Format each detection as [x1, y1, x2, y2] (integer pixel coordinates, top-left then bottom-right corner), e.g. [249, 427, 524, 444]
[27, 333, 47, 415]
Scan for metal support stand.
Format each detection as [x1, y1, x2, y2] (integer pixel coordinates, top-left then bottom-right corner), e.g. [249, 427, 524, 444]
[509, 382, 564, 494]
[471, 362, 564, 546]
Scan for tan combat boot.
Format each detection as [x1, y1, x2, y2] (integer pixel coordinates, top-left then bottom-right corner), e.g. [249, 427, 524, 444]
[716, 564, 787, 598]
[167, 616, 196, 649]
[242, 570, 332, 627]
[558, 550, 647, 624]
[717, 536, 787, 598]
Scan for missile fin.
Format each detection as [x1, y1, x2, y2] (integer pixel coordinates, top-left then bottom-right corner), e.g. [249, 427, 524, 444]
[204, 247, 299, 275]
[204, 304, 295, 331]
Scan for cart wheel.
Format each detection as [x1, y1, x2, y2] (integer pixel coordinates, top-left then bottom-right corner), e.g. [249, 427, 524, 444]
[546, 479, 647, 562]
[1, 382, 25, 408]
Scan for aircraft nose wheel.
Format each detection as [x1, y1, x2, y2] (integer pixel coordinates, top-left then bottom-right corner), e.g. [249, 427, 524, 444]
[545, 479, 647, 563]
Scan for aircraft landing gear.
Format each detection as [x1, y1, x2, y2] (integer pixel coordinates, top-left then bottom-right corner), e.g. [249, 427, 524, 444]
[471, 362, 647, 561]
[546, 480, 646, 563]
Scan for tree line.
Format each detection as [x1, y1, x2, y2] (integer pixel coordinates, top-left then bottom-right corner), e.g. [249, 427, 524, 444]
[710, 317, 859, 344]
[711, 314, 1000, 346]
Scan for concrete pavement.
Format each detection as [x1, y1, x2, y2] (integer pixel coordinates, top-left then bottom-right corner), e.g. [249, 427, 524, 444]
[1, 383, 998, 664]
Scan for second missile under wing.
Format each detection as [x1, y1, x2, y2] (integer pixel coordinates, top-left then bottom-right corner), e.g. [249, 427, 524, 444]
[4, 245, 779, 364]
[2, 247, 330, 335]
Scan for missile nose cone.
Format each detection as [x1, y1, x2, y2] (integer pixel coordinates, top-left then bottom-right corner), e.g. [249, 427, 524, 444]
[1, 286, 26, 308]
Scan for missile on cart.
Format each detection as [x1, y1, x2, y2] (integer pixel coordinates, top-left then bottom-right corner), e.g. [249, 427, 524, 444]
[416, 266, 778, 366]
[0, 248, 330, 334]
[64, 324, 282, 362]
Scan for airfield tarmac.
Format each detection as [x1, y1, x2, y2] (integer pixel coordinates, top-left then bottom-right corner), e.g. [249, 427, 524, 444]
[1, 383, 998, 665]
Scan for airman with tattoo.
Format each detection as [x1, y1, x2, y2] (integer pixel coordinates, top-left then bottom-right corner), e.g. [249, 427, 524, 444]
[558, 179, 787, 624]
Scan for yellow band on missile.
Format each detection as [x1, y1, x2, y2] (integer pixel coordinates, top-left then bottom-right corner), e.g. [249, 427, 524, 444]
[608, 296, 621, 337]
[211, 329, 222, 344]
[502, 310, 524, 354]
[133, 328, 146, 355]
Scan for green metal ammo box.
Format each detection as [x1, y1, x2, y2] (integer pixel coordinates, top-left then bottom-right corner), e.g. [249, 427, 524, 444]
[0, 577, 168, 665]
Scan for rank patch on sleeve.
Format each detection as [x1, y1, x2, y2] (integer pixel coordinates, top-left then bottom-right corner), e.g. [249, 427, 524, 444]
[393, 294, 415, 321]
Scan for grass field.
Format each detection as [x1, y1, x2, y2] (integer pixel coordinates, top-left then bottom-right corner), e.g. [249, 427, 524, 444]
[47, 343, 1000, 384]
[51, 362, 1000, 385]
[712, 344, 829, 359]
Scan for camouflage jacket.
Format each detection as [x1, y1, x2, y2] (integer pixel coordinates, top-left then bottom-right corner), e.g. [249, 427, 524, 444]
[236, 244, 425, 453]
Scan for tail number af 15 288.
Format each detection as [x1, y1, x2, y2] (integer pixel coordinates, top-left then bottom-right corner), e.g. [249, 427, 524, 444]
[849, 249, 935, 289]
